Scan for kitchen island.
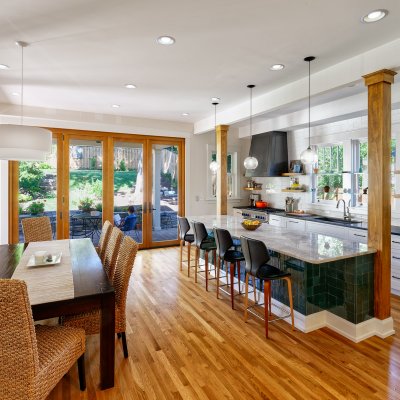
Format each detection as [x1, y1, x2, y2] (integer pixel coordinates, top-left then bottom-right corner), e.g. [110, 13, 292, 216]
[188, 215, 394, 342]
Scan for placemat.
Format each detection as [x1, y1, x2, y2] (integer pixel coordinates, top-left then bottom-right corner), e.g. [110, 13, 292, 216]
[12, 240, 74, 306]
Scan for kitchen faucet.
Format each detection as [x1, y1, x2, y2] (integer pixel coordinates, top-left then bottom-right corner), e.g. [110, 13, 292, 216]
[336, 199, 351, 220]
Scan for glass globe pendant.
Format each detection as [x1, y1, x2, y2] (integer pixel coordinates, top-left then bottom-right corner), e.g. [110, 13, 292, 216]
[300, 56, 318, 165]
[209, 160, 219, 173]
[243, 156, 258, 170]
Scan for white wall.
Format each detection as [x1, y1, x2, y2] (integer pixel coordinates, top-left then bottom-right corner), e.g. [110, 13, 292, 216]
[0, 161, 8, 244]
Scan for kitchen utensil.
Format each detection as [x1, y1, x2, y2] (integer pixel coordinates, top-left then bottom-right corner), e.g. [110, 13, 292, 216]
[255, 200, 268, 208]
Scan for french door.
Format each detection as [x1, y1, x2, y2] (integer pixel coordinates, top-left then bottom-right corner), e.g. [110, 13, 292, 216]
[9, 129, 185, 249]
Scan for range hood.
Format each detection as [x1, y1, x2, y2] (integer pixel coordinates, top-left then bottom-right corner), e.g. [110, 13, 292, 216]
[248, 131, 288, 177]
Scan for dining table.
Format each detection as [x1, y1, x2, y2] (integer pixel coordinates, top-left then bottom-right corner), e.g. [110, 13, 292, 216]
[0, 238, 115, 390]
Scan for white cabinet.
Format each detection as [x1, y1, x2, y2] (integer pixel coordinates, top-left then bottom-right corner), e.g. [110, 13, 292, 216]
[391, 236, 400, 294]
[348, 228, 367, 244]
[269, 215, 285, 227]
[285, 218, 305, 231]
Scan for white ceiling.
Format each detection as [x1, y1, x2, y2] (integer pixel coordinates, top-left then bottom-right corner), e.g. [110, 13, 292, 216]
[0, 0, 400, 124]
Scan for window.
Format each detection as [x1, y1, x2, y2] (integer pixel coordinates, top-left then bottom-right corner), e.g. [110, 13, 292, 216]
[316, 144, 344, 202]
[207, 145, 238, 199]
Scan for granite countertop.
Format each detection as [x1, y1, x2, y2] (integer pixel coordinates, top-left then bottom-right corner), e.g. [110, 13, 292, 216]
[189, 215, 376, 264]
[233, 206, 400, 235]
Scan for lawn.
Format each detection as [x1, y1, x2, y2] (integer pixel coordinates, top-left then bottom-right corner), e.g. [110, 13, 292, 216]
[69, 170, 137, 191]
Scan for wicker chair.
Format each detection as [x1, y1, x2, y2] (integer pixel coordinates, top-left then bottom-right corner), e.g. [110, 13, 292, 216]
[63, 236, 139, 358]
[21, 216, 53, 243]
[103, 227, 123, 281]
[0, 279, 86, 400]
[97, 220, 113, 264]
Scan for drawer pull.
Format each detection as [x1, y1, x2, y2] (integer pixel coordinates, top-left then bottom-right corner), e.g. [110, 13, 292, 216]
[392, 256, 400, 260]
[288, 221, 299, 224]
[354, 234, 366, 238]
[392, 276, 400, 280]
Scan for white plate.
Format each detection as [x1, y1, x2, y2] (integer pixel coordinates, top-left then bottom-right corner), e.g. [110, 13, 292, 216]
[27, 253, 62, 267]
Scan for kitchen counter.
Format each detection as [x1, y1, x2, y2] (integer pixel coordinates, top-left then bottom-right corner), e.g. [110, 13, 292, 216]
[233, 206, 400, 235]
[190, 214, 375, 264]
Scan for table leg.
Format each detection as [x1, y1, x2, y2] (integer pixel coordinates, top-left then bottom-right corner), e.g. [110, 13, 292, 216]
[100, 291, 115, 389]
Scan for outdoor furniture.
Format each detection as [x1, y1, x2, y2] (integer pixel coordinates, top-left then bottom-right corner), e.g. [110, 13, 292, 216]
[103, 227, 123, 282]
[70, 213, 102, 242]
[63, 236, 139, 358]
[0, 239, 115, 390]
[97, 220, 113, 263]
[21, 216, 53, 243]
[0, 279, 86, 399]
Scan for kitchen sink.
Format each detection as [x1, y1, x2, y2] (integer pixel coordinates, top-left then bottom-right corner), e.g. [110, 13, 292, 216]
[312, 216, 362, 224]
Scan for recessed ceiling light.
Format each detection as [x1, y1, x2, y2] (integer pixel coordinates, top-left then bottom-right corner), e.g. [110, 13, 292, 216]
[112, 104, 120, 108]
[211, 97, 220, 103]
[182, 113, 189, 116]
[11, 92, 19, 96]
[125, 84, 136, 89]
[270, 64, 285, 71]
[157, 36, 175, 45]
[362, 9, 388, 23]
[0, 64, 10, 70]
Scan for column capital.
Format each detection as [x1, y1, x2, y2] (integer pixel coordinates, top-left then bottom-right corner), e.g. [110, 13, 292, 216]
[215, 124, 229, 133]
[363, 69, 397, 86]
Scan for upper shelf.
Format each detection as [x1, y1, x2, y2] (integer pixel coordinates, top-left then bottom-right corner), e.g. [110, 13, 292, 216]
[243, 187, 262, 191]
[281, 173, 305, 177]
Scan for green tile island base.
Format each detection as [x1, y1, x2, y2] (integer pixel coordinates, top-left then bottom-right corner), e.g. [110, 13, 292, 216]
[200, 251, 395, 342]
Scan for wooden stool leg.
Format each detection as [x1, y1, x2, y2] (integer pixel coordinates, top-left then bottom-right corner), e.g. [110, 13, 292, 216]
[212, 249, 216, 273]
[230, 262, 235, 309]
[179, 240, 183, 271]
[194, 247, 199, 283]
[285, 277, 295, 330]
[216, 256, 220, 299]
[225, 261, 229, 286]
[187, 242, 191, 277]
[244, 273, 249, 322]
[205, 251, 209, 291]
[269, 281, 272, 316]
[264, 281, 270, 338]
[237, 260, 242, 294]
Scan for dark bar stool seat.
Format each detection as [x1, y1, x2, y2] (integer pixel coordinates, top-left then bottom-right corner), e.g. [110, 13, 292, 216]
[178, 217, 195, 276]
[214, 228, 245, 309]
[192, 221, 217, 291]
[240, 236, 294, 338]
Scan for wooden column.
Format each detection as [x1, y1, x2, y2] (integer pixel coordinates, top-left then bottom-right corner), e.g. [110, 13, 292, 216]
[363, 69, 397, 320]
[216, 125, 229, 215]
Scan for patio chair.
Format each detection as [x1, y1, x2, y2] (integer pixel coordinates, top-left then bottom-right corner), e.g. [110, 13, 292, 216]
[0, 279, 86, 399]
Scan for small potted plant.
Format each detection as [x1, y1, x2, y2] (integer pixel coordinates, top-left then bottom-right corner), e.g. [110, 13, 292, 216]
[91, 203, 102, 216]
[78, 197, 94, 213]
[27, 201, 45, 216]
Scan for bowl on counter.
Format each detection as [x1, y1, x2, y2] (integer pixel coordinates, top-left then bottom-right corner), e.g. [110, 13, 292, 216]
[241, 219, 262, 231]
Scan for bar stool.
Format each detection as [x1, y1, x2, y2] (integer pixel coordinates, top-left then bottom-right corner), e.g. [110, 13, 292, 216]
[240, 236, 294, 338]
[213, 228, 245, 309]
[178, 217, 195, 276]
[192, 221, 217, 291]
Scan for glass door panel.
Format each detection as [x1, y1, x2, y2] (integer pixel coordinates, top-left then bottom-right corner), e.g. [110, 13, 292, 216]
[18, 139, 58, 242]
[151, 144, 179, 244]
[113, 141, 143, 244]
[68, 139, 103, 245]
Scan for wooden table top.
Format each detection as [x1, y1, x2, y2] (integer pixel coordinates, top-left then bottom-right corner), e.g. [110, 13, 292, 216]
[0, 238, 114, 301]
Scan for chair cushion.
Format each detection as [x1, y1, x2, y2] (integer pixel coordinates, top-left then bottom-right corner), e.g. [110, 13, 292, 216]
[232, 238, 241, 248]
[223, 250, 245, 263]
[200, 238, 217, 250]
[256, 263, 291, 280]
[184, 233, 194, 243]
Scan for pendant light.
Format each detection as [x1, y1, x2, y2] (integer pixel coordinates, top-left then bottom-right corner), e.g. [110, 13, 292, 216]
[243, 84, 258, 170]
[209, 99, 219, 173]
[300, 56, 318, 165]
[0, 41, 52, 161]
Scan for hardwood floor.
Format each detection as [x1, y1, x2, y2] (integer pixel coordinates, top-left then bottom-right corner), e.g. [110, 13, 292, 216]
[48, 246, 400, 399]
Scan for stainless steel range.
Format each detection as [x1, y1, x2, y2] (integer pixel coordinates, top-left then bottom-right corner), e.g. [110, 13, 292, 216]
[239, 207, 283, 223]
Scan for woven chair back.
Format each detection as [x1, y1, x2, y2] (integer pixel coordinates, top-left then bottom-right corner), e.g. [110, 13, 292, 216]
[104, 227, 123, 281]
[0, 279, 39, 399]
[98, 220, 113, 263]
[22, 216, 53, 243]
[113, 236, 139, 321]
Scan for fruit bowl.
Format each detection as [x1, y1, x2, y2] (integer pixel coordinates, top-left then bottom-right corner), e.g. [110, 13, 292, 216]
[241, 219, 262, 231]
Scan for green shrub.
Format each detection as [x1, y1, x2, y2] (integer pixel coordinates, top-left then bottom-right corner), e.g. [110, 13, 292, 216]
[19, 193, 33, 203]
[90, 156, 97, 170]
[78, 197, 94, 212]
[19, 162, 45, 197]
[119, 159, 126, 171]
[95, 203, 102, 212]
[27, 201, 45, 215]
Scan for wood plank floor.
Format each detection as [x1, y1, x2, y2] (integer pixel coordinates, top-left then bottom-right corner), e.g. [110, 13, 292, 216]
[48, 246, 400, 399]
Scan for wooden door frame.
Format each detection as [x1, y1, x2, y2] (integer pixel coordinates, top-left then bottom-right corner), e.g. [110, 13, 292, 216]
[9, 128, 185, 249]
